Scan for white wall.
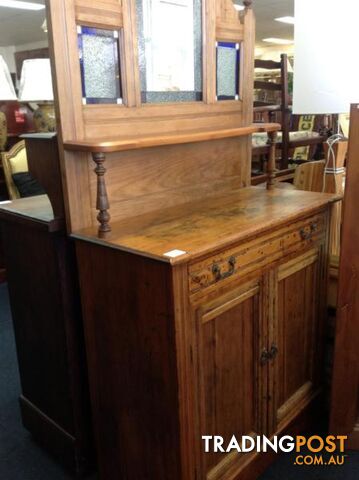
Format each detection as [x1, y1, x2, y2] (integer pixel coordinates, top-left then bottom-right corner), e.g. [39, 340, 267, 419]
[14, 40, 48, 53]
[0, 40, 48, 74]
[0, 46, 16, 73]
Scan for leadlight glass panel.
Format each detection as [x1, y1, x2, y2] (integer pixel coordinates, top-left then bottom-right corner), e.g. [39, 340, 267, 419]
[216, 42, 240, 101]
[136, 0, 202, 103]
[78, 26, 122, 105]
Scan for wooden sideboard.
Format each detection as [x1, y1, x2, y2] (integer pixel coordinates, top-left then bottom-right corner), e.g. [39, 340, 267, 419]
[45, 1, 340, 477]
[73, 186, 338, 480]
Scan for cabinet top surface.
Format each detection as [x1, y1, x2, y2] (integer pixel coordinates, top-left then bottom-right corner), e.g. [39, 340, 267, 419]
[0, 195, 63, 231]
[72, 187, 339, 264]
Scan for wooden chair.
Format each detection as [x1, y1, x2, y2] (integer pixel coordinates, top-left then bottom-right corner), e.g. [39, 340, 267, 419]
[254, 160, 325, 191]
[293, 160, 325, 192]
[1, 140, 27, 200]
[252, 54, 327, 171]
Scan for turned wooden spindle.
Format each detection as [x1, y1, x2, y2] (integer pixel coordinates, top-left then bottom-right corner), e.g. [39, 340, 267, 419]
[267, 131, 277, 190]
[92, 152, 111, 237]
[243, 0, 253, 8]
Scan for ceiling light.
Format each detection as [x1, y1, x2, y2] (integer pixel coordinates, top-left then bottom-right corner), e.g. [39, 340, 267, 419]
[275, 16, 295, 25]
[0, 0, 45, 11]
[234, 4, 245, 11]
[262, 38, 294, 45]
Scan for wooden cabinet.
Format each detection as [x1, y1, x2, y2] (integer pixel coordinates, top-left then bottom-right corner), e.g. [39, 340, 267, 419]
[73, 187, 336, 480]
[191, 237, 328, 479]
[193, 278, 265, 479]
[273, 248, 325, 433]
[0, 196, 94, 475]
[0, 132, 94, 476]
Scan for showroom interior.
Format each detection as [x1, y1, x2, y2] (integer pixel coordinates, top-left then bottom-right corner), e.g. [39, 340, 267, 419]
[0, 1, 358, 479]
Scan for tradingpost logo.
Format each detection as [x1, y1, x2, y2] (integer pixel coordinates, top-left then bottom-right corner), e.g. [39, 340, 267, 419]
[202, 435, 347, 466]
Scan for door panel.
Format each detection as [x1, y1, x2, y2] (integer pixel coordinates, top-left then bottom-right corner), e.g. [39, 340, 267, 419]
[274, 248, 323, 430]
[195, 279, 267, 479]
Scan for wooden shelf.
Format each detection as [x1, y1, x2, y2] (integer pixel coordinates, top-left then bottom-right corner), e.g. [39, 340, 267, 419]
[63, 123, 281, 154]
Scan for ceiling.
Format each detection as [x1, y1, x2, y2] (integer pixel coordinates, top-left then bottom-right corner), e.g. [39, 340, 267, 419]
[0, 0, 294, 48]
[235, 0, 294, 47]
[0, 0, 46, 47]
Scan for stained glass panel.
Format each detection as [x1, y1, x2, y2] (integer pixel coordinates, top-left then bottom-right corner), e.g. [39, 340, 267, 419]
[216, 42, 240, 101]
[78, 26, 122, 104]
[136, 0, 202, 103]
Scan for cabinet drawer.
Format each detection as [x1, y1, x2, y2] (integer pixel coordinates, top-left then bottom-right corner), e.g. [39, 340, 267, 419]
[189, 212, 327, 294]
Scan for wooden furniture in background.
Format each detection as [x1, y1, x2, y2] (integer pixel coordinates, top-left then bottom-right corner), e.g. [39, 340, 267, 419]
[22, 133, 65, 218]
[0, 235, 5, 283]
[46, 0, 339, 478]
[0, 135, 94, 475]
[323, 140, 347, 257]
[251, 161, 325, 192]
[251, 167, 295, 186]
[330, 104, 359, 448]
[254, 55, 290, 168]
[293, 160, 325, 192]
[253, 54, 327, 171]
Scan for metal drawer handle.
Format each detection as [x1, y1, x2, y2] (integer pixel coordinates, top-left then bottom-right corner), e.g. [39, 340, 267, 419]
[212, 256, 236, 282]
[300, 222, 318, 241]
[311, 222, 318, 232]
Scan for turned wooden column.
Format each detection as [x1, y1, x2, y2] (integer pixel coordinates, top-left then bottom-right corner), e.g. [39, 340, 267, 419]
[92, 152, 111, 237]
[267, 131, 277, 190]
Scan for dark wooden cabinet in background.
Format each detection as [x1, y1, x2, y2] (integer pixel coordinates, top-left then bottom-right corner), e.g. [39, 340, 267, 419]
[0, 135, 94, 475]
[0, 235, 5, 282]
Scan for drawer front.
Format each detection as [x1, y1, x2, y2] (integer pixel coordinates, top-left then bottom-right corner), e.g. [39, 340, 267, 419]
[189, 212, 327, 294]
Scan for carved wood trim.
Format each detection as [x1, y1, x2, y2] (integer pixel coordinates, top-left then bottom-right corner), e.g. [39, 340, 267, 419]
[92, 152, 111, 236]
[47, 0, 258, 232]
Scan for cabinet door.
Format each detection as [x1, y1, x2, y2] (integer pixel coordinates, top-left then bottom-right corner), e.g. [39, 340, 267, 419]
[272, 247, 325, 432]
[194, 278, 269, 480]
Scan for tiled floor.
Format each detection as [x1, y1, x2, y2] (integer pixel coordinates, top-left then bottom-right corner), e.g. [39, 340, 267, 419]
[1, 282, 359, 479]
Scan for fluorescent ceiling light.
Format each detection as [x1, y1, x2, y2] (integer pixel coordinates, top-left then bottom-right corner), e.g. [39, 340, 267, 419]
[262, 37, 294, 45]
[275, 16, 295, 25]
[0, 0, 45, 10]
[234, 4, 245, 11]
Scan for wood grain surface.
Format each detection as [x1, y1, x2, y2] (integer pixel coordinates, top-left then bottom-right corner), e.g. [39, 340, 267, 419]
[72, 187, 340, 263]
[64, 124, 281, 153]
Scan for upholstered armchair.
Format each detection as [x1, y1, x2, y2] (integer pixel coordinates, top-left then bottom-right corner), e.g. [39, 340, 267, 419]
[1, 140, 27, 200]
